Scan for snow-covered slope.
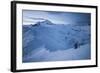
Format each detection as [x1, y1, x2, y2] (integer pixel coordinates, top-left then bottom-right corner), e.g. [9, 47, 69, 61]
[23, 44, 90, 62]
[22, 20, 91, 62]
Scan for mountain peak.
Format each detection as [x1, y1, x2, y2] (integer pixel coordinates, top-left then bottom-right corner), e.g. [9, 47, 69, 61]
[40, 20, 53, 25]
[36, 20, 53, 25]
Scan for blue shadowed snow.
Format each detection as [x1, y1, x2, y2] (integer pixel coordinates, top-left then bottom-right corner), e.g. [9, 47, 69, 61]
[22, 10, 91, 63]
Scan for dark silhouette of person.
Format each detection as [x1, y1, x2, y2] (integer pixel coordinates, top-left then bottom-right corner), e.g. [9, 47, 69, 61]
[74, 42, 78, 49]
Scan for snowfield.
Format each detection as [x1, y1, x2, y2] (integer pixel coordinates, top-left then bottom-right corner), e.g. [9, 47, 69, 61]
[22, 20, 91, 62]
[23, 44, 90, 62]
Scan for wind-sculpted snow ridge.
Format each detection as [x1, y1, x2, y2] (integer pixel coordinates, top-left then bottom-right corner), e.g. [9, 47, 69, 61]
[22, 20, 91, 62]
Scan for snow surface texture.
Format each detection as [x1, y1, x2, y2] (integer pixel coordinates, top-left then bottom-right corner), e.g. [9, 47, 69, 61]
[22, 20, 91, 63]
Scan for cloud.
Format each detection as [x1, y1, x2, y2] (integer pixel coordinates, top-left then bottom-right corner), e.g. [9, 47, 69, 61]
[23, 10, 90, 25]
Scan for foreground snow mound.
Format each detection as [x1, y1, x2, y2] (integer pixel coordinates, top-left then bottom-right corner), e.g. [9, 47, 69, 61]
[23, 44, 90, 62]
